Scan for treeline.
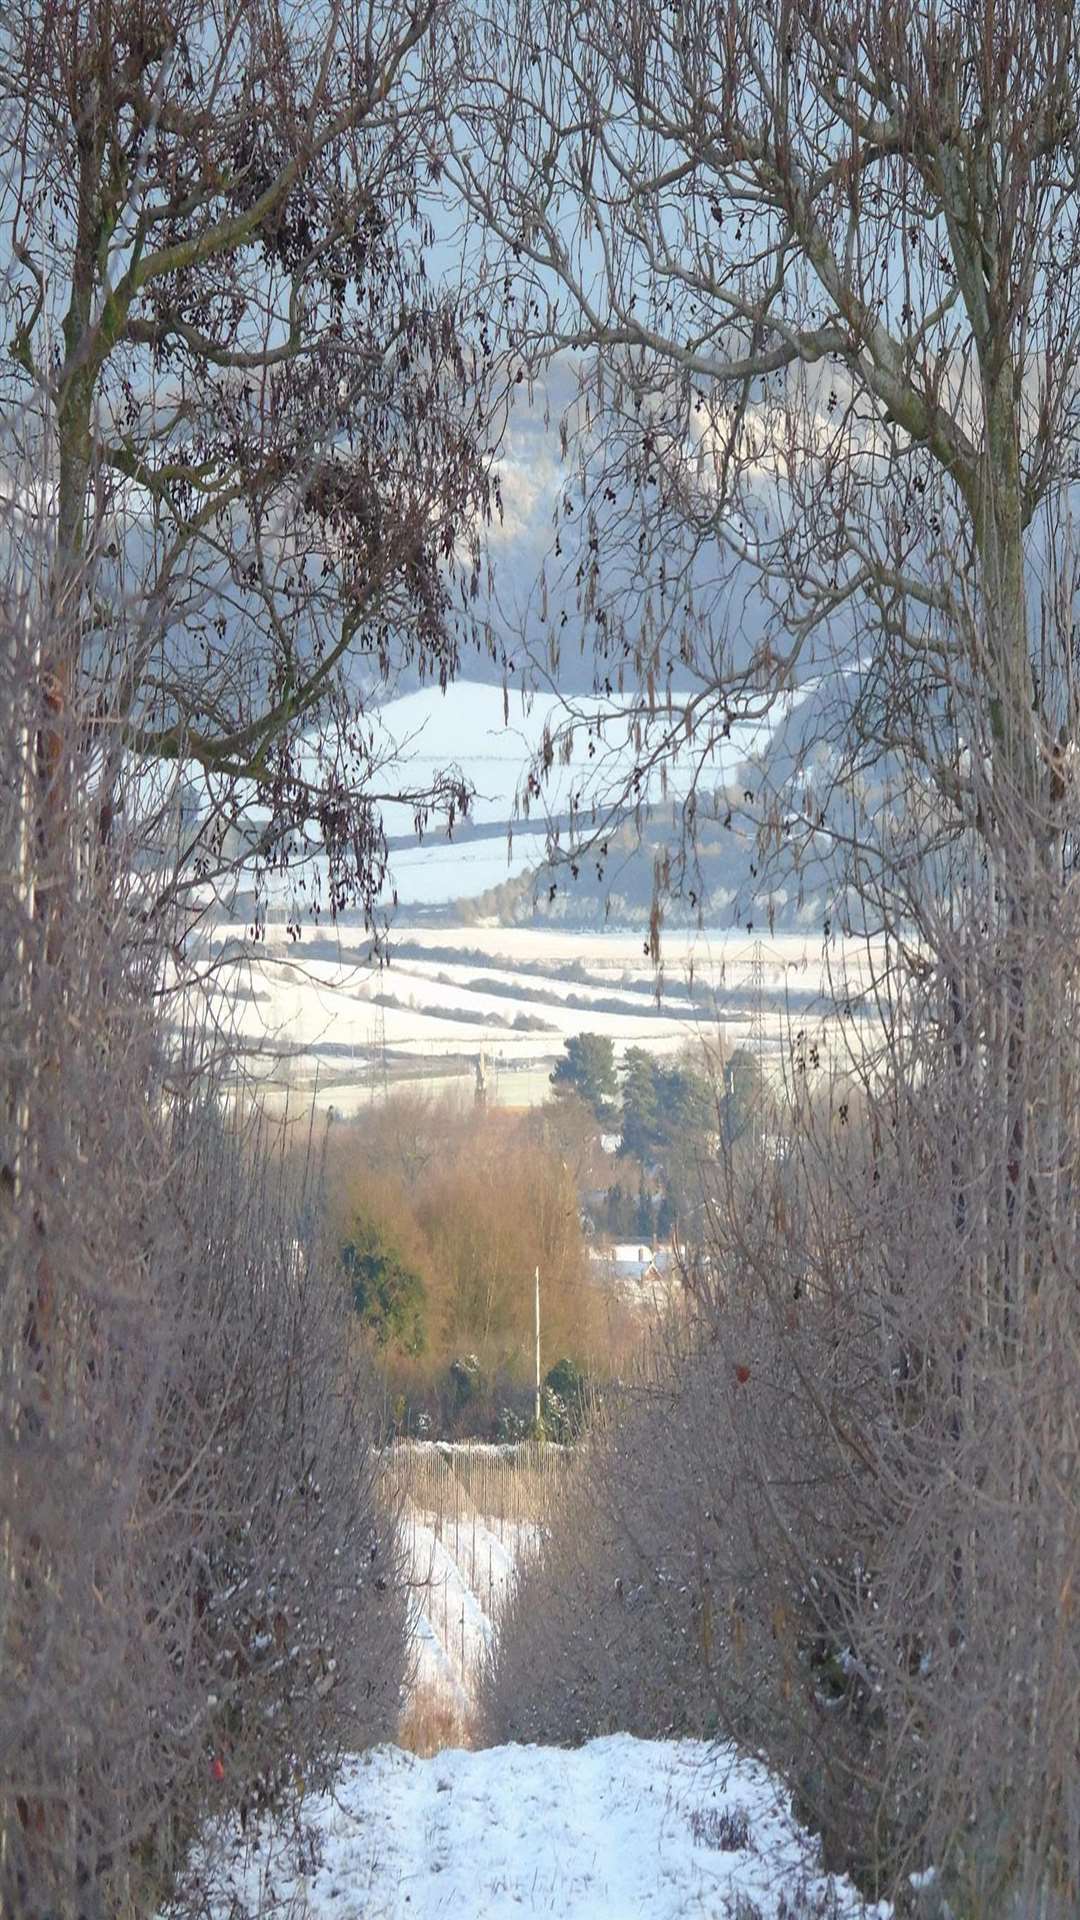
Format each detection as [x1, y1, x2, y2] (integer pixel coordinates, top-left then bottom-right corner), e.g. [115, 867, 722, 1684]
[550, 1035, 766, 1238]
[552, 1033, 763, 1145]
[320, 1096, 634, 1438]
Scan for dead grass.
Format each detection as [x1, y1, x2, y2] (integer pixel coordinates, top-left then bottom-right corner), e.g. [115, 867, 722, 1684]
[397, 1679, 477, 1757]
[385, 1438, 567, 1528]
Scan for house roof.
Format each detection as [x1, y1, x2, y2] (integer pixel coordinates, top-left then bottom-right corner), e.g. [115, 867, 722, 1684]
[611, 1243, 654, 1265]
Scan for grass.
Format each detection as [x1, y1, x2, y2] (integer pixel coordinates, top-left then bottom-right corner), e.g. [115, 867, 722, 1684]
[691, 1804, 753, 1852]
[385, 1437, 567, 1531]
[397, 1679, 477, 1757]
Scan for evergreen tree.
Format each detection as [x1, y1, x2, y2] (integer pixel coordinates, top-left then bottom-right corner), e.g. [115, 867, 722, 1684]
[655, 1064, 714, 1151]
[620, 1047, 661, 1161]
[550, 1034, 619, 1123]
[622, 1050, 714, 1164]
[341, 1218, 426, 1355]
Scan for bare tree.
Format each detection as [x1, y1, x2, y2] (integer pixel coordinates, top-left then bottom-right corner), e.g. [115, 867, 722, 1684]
[0, 461, 409, 1920]
[1, 13, 500, 1911]
[484, 839, 1080, 1911]
[451, 0, 1080, 924]
[2, 0, 504, 927]
[455, 24, 1080, 1897]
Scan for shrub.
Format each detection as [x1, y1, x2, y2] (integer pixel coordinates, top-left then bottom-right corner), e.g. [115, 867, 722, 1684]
[690, 1805, 752, 1852]
[342, 1215, 427, 1353]
[482, 897, 1080, 1914]
[541, 1357, 592, 1441]
[447, 1352, 487, 1417]
[0, 657, 409, 1915]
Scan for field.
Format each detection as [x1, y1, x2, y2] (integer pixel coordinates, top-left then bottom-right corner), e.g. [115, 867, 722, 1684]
[385, 1441, 566, 1720]
[182, 681, 890, 1115]
[198, 921, 890, 1115]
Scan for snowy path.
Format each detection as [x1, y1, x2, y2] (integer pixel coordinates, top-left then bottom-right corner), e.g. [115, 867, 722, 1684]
[405, 1508, 537, 1700]
[188, 1735, 889, 1919]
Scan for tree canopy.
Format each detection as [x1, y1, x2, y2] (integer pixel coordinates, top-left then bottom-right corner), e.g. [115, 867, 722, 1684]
[550, 1032, 619, 1123]
[620, 1047, 714, 1164]
[2, 0, 503, 926]
[454, 0, 1080, 927]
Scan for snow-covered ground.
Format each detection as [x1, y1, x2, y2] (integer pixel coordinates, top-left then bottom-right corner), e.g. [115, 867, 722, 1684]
[406, 1512, 507, 1701]
[178, 1734, 890, 1919]
[180, 1476, 891, 1915]
[403, 1478, 542, 1702]
[193, 920, 884, 1116]
[166, 1468, 892, 1918]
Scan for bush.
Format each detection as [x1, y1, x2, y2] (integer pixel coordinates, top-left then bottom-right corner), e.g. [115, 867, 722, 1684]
[479, 1340, 735, 1754]
[541, 1357, 592, 1441]
[482, 905, 1080, 1915]
[342, 1215, 427, 1353]
[1, 1026, 411, 1916]
[172, 1104, 411, 1822]
[0, 646, 409, 1916]
[448, 1351, 487, 1415]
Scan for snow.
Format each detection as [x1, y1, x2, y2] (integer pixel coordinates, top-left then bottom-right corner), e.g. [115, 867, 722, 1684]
[218, 945, 699, 1057]
[165, 1450, 892, 1920]
[155, 680, 761, 909]
[178, 1733, 891, 1919]
[402, 1489, 539, 1701]
[370, 681, 761, 839]
[186, 919, 890, 1119]
[405, 1515, 501, 1699]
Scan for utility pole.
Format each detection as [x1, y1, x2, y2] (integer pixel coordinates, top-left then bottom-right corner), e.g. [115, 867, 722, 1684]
[534, 1264, 541, 1431]
[749, 938, 766, 1072]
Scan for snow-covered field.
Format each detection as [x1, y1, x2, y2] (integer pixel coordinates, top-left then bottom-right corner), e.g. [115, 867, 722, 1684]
[395, 1440, 552, 1703]
[162, 680, 761, 913]
[197, 922, 886, 1116]
[177, 1734, 890, 1919]
[370, 682, 761, 843]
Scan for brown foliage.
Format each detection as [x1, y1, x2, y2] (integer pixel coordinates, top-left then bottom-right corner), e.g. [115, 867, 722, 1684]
[397, 1681, 476, 1759]
[324, 1096, 606, 1382]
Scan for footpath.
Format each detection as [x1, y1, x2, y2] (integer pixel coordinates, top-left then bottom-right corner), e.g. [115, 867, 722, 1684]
[185, 1732, 890, 1919]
